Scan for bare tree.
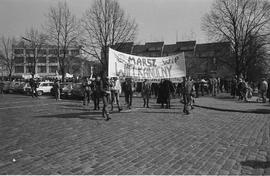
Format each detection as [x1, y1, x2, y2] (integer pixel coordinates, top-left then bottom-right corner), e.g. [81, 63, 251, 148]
[23, 28, 47, 78]
[81, 0, 138, 73]
[45, 1, 80, 81]
[202, 0, 270, 78]
[0, 36, 16, 80]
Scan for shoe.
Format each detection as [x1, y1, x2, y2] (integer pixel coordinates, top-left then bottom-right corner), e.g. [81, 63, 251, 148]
[118, 108, 122, 112]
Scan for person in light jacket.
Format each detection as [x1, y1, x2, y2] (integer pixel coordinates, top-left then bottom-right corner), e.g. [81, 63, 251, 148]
[110, 77, 122, 112]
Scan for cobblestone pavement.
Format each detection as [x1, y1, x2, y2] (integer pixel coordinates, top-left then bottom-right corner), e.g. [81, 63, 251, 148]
[195, 93, 270, 114]
[1, 94, 270, 175]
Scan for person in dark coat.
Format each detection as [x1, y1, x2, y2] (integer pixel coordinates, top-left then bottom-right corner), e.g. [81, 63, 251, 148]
[29, 78, 38, 98]
[157, 79, 174, 108]
[123, 77, 134, 109]
[100, 75, 111, 121]
[92, 76, 101, 110]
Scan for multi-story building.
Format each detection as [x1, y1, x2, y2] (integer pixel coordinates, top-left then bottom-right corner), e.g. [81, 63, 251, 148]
[12, 41, 91, 79]
[113, 40, 233, 79]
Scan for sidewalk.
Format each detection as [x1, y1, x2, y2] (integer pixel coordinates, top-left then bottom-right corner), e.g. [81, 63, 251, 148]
[194, 93, 270, 114]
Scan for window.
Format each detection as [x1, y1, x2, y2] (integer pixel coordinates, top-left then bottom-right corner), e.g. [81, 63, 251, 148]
[26, 49, 35, 55]
[48, 49, 57, 55]
[14, 49, 24, 54]
[71, 49, 79, 56]
[14, 66, 24, 73]
[38, 49, 47, 55]
[38, 57, 46, 63]
[49, 66, 58, 73]
[14, 57, 24, 64]
[49, 57, 57, 63]
[26, 66, 35, 73]
[26, 57, 35, 63]
[37, 66, 46, 73]
[60, 49, 68, 55]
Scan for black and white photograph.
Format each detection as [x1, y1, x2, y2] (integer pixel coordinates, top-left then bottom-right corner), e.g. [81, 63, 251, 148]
[1, 0, 270, 175]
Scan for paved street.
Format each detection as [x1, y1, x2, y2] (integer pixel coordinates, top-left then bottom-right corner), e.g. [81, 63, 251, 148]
[0, 93, 270, 175]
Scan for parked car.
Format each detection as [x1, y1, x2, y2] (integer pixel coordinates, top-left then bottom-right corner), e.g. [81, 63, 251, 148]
[61, 82, 74, 98]
[50, 82, 70, 97]
[36, 81, 54, 96]
[17, 82, 31, 94]
[2, 81, 11, 93]
[8, 81, 21, 93]
[70, 83, 84, 99]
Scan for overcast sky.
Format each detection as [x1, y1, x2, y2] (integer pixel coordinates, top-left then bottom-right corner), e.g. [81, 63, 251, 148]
[0, 0, 214, 44]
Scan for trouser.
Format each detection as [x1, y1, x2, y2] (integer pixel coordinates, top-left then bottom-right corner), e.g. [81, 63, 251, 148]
[111, 91, 121, 111]
[183, 93, 191, 114]
[125, 91, 133, 108]
[83, 91, 91, 105]
[143, 95, 150, 107]
[261, 91, 267, 103]
[56, 88, 60, 100]
[102, 93, 110, 119]
[31, 87, 37, 97]
[212, 87, 217, 96]
[93, 92, 100, 110]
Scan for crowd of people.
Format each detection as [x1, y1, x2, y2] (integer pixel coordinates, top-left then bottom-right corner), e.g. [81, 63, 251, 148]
[1, 73, 270, 119]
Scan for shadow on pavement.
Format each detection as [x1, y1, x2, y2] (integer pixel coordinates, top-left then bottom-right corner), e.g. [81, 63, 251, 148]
[195, 105, 270, 114]
[35, 111, 104, 120]
[241, 160, 270, 169]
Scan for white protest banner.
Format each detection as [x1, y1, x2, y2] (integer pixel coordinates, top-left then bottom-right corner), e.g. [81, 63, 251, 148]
[108, 48, 186, 80]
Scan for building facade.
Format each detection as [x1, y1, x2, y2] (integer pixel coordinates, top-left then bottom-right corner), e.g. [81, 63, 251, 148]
[12, 42, 90, 78]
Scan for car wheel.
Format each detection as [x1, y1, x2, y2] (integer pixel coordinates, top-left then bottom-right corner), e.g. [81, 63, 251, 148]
[37, 91, 43, 96]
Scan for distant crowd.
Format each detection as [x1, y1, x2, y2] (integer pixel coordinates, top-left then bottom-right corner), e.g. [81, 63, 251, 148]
[0, 74, 269, 119]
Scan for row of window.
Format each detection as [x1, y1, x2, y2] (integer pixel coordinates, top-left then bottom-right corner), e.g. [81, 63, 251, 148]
[14, 49, 80, 55]
[14, 57, 58, 64]
[14, 66, 58, 74]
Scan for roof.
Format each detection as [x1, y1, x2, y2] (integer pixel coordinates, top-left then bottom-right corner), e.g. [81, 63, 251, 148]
[195, 42, 230, 53]
[176, 41, 196, 51]
[163, 44, 177, 53]
[132, 45, 147, 54]
[113, 42, 134, 54]
[145, 42, 164, 51]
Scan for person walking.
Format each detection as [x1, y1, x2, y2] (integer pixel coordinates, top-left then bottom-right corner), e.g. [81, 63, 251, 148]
[100, 74, 111, 121]
[212, 77, 218, 97]
[29, 78, 38, 98]
[238, 78, 247, 102]
[182, 76, 194, 115]
[231, 76, 237, 98]
[92, 76, 101, 110]
[267, 78, 270, 103]
[259, 78, 268, 103]
[142, 79, 152, 108]
[54, 79, 61, 101]
[82, 77, 92, 106]
[0, 80, 4, 96]
[110, 77, 122, 112]
[123, 77, 134, 109]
